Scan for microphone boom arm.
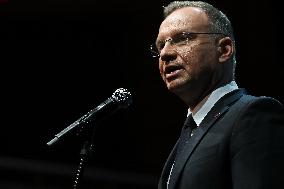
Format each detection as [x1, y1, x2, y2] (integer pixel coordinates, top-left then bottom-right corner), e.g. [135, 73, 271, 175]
[46, 97, 113, 146]
[46, 88, 132, 146]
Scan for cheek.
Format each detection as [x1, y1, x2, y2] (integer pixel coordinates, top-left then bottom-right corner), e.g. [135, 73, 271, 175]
[182, 45, 215, 69]
[158, 61, 164, 75]
[179, 43, 200, 62]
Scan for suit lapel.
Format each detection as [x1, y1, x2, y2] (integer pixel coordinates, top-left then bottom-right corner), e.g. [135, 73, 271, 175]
[158, 140, 179, 189]
[169, 89, 245, 189]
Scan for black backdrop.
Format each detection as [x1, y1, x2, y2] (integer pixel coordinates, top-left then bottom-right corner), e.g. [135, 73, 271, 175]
[0, 0, 283, 188]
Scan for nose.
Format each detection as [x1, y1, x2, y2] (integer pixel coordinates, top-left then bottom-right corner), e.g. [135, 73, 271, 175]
[159, 41, 177, 62]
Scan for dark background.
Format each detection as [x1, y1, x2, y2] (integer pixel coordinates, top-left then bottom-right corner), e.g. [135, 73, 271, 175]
[0, 0, 283, 188]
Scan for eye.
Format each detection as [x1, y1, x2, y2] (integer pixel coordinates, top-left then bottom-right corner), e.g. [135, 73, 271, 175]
[158, 43, 165, 52]
[181, 32, 195, 41]
[156, 41, 165, 52]
[172, 32, 195, 45]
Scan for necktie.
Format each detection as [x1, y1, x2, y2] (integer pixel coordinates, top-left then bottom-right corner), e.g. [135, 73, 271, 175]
[177, 115, 197, 154]
[167, 115, 197, 189]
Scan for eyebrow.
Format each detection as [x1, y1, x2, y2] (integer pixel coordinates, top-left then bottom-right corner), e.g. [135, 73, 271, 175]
[155, 31, 195, 46]
[156, 31, 182, 44]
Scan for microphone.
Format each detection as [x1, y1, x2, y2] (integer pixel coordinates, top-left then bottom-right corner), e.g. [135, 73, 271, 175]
[47, 88, 132, 146]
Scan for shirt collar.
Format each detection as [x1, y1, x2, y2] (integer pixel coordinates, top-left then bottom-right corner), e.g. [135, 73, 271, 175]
[187, 81, 238, 126]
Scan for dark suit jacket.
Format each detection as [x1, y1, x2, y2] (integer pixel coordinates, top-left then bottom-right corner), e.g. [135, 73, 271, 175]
[158, 89, 284, 189]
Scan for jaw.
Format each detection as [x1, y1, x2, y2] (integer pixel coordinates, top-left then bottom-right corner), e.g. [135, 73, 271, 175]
[165, 77, 188, 92]
[162, 69, 190, 92]
[163, 73, 213, 109]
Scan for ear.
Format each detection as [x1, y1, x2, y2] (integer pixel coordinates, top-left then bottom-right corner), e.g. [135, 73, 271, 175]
[217, 37, 234, 63]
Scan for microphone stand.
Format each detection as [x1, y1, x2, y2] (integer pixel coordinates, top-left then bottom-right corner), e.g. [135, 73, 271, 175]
[46, 88, 132, 189]
[73, 122, 97, 189]
[47, 119, 98, 189]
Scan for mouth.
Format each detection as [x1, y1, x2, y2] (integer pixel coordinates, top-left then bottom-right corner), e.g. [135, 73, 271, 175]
[164, 64, 184, 79]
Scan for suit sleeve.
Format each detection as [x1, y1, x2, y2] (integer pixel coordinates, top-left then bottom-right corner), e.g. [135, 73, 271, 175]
[230, 97, 284, 189]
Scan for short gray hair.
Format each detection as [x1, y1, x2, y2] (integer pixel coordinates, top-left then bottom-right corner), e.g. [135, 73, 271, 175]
[163, 1, 236, 75]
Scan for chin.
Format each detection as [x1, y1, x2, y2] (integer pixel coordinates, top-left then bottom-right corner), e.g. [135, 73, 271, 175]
[167, 77, 194, 96]
[166, 79, 185, 92]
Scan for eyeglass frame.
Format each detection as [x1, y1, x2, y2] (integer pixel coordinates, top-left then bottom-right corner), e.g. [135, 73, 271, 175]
[149, 32, 226, 58]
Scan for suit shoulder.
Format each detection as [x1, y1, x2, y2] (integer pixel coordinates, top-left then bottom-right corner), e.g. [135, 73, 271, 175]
[239, 94, 283, 110]
[225, 94, 284, 125]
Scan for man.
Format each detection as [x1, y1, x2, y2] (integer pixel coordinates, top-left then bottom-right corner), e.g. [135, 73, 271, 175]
[152, 1, 284, 189]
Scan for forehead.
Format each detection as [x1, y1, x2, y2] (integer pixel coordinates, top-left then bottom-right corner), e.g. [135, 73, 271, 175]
[158, 7, 209, 37]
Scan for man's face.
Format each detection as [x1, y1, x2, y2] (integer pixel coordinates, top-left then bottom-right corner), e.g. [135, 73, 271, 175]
[156, 7, 219, 96]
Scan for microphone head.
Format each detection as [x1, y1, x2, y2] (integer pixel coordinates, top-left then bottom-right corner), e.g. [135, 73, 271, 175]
[112, 88, 132, 108]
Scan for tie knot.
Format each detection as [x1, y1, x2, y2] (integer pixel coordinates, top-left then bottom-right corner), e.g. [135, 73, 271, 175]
[184, 115, 197, 130]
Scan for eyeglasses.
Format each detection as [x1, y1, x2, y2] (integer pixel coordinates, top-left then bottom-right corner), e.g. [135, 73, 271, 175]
[149, 32, 226, 58]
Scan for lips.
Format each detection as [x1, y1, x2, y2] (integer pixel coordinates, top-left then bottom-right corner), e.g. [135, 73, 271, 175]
[164, 64, 184, 79]
[164, 64, 183, 74]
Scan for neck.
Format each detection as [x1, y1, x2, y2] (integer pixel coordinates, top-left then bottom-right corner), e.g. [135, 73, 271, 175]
[190, 94, 210, 115]
[180, 79, 233, 112]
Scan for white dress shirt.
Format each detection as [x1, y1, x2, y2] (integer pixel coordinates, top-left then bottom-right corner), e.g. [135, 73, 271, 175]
[188, 81, 239, 126]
